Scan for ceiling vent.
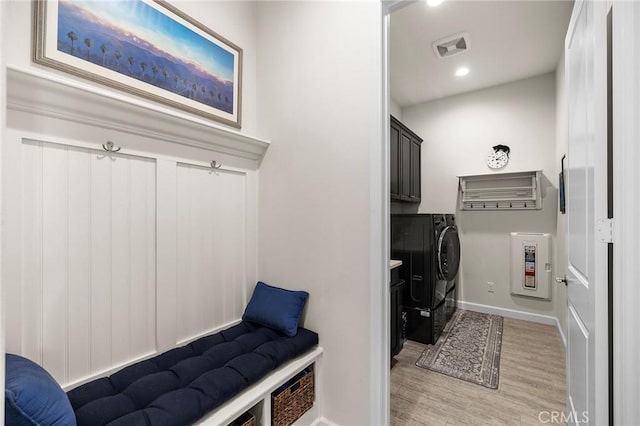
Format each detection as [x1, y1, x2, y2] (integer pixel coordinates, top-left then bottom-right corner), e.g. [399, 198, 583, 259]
[432, 32, 470, 59]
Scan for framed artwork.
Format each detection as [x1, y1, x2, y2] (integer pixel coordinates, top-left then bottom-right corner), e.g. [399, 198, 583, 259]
[33, 0, 243, 128]
[559, 154, 566, 214]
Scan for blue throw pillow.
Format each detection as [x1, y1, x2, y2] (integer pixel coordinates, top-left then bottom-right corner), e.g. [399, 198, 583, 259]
[242, 282, 309, 337]
[5, 354, 76, 426]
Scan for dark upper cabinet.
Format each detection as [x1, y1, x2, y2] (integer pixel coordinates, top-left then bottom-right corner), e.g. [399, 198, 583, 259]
[390, 115, 422, 203]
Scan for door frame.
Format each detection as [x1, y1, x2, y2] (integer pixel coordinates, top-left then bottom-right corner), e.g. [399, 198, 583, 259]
[0, 0, 5, 417]
[370, 1, 417, 424]
[370, 3, 389, 424]
[612, 2, 640, 424]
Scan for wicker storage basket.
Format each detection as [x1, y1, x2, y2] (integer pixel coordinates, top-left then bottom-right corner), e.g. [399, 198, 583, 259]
[271, 367, 314, 426]
[230, 410, 256, 426]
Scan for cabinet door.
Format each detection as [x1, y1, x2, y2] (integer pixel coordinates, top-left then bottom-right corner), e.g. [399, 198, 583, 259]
[409, 139, 421, 202]
[390, 122, 400, 200]
[399, 131, 412, 200]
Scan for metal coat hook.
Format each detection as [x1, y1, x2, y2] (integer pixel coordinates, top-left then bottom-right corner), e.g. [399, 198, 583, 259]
[102, 141, 121, 153]
[210, 160, 222, 170]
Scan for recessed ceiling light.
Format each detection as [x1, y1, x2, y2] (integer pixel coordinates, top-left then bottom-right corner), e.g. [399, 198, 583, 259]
[455, 67, 470, 77]
[427, 0, 444, 7]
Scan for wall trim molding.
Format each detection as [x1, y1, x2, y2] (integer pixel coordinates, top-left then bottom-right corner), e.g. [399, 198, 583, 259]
[555, 316, 567, 351]
[457, 300, 558, 325]
[311, 416, 339, 426]
[6, 66, 270, 160]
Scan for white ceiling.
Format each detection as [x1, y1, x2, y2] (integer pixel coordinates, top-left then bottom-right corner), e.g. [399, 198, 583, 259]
[390, 0, 573, 107]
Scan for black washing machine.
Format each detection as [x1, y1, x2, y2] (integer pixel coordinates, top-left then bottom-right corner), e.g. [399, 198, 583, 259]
[391, 214, 460, 344]
[441, 214, 460, 323]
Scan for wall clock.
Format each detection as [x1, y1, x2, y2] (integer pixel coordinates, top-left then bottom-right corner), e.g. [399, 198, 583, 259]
[487, 144, 510, 170]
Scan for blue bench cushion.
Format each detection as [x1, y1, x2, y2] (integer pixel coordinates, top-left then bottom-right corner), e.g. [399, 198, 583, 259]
[67, 322, 318, 426]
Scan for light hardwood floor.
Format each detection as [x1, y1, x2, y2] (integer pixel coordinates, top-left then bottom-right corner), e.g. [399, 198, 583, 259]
[391, 316, 566, 425]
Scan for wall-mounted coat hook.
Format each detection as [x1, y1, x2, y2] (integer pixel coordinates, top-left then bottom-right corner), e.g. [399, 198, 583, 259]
[210, 160, 222, 170]
[102, 141, 121, 153]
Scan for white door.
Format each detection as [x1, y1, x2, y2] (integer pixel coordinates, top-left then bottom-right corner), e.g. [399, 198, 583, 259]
[565, 0, 608, 424]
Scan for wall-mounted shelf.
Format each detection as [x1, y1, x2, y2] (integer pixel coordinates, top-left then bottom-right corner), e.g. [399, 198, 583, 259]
[6, 66, 270, 160]
[458, 171, 542, 210]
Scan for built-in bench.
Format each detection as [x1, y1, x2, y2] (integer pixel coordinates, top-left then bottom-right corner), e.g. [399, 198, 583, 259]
[67, 322, 319, 425]
[6, 282, 320, 426]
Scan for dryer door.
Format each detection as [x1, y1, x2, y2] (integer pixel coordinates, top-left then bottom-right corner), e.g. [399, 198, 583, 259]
[437, 226, 461, 284]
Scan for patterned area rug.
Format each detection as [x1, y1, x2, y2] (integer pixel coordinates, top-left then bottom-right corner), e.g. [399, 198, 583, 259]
[415, 309, 503, 389]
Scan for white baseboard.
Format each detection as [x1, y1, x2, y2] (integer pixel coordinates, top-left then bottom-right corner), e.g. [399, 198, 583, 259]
[457, 301, 566, 350]
[457, 301, 557, 325]
[311, 417, 339, 426]
[555, 316, 567, 351]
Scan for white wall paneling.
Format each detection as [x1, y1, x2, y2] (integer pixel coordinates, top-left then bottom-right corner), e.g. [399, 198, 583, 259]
[2, 128, 256, 388]
[175, 163, 246, 344]
[156, 159, 178, 353]
[6, 137, 157, 385]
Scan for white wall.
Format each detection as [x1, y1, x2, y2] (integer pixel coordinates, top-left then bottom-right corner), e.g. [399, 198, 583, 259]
[255, 2, 382, 424]
[554, 51, 568, 338]
[402, 73, 561, 319]
[390, 98, 402, 120]
[4, 0, 258, 137]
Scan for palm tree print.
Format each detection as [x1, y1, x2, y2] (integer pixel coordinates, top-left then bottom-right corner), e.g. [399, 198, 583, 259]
[67, 31, 78, 54]
[57, 24, 233, 114]
[84, 38, 92, 59]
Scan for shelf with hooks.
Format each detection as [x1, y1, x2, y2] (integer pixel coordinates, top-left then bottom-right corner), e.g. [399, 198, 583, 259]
[458, 171, 542, 210]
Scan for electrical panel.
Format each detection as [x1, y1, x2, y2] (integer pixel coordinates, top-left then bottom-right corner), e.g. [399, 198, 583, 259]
[510, 232, 552, 299]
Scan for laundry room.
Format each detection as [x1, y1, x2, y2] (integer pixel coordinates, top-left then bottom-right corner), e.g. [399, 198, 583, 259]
[388, 1, 572, 424]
